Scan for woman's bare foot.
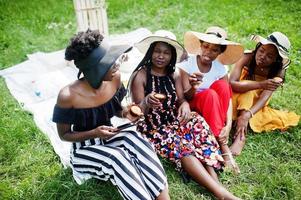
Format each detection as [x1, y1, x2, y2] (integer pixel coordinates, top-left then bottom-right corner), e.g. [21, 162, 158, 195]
[222, 153, 240, 175]
[230, 132, 246, 156]
[219, 145, 240, 175]
[218, 187, 242, 200]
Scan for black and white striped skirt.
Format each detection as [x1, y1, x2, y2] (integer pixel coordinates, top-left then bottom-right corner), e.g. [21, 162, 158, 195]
[70, 130, 167, 200]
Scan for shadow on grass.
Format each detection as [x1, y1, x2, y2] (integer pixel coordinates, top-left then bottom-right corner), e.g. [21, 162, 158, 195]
[35, 160, 216, 200]
[29, 168, 123, 200]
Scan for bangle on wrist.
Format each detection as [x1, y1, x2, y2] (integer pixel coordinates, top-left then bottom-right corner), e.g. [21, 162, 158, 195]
[246, 109, 254, 118]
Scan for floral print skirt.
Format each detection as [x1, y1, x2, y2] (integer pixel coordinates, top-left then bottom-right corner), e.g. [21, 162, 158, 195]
[139, 113, 224, 171]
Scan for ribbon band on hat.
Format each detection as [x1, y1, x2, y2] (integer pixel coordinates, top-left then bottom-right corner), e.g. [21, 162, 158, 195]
[267, 34, 289, 54]
[250, 32, 291, 69]
[206, 32, 224, 39]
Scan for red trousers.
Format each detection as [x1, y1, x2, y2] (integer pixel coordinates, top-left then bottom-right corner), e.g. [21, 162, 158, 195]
[189, 80, 232, 137]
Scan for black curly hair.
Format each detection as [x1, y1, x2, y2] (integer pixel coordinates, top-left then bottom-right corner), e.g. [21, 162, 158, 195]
[65, 29, 104, 62]
[247, 43, 283, 80]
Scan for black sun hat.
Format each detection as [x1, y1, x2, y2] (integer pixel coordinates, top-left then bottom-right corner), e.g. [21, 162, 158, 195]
[73, 42, 131, 89]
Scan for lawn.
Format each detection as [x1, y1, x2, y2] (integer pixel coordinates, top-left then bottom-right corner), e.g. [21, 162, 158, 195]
[0, 0, 300, 199]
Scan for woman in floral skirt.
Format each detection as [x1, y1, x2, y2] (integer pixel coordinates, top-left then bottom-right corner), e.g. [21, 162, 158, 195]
[129, 30, 240, 200]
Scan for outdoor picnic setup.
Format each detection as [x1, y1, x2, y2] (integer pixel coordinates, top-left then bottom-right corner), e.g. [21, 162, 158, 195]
[1, 0, 300, 199]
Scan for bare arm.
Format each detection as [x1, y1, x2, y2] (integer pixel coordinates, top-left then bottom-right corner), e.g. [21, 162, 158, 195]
[55, 84, 118, 142]
[235, 89, 273, 136]
[230, 53, 283, 93]
[179, 68, 202, 101]
[174, 69, 191, 123]
[229, 54, 262, 93]
[130, 69, 161, 113]
[248, 90, 273, 116]
[130, 70, 147, 104]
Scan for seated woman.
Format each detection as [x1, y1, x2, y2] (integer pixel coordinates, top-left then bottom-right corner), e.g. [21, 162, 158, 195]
[130, 30, 240, 200]
[178, 26, 244, 173]
[229, 32, 300, 156]
[52, 29, 169, 200]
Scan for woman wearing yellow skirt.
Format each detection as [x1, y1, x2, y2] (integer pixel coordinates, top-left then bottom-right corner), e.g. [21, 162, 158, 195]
[229, 32, 300, 156]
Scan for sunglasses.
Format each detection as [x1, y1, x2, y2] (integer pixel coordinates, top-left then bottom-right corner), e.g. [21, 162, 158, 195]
[111, 53, 129, 70]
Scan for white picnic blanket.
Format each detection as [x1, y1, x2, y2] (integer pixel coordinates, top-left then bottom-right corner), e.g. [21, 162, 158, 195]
[0, 28, 151, 167]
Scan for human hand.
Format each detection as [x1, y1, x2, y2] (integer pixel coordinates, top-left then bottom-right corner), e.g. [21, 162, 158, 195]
[145, 92, 162, 109]
[234, 111, 250, 139]
[260, 79, 282, 91]
[218, 126, 230, 145]
[94, 125, 118, 139]
[177, 101, 191, 124]
[189, 72, 203, 89]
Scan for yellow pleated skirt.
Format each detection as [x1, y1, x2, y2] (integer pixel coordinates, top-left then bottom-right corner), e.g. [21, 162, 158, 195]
[232, 81, 300, 133]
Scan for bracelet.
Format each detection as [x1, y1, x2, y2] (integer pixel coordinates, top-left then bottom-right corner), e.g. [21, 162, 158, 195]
[246, 109, 254, 118]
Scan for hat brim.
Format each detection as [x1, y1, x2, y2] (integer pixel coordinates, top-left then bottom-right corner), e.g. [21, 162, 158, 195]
[184, 31, 244, 65]
[83, 45, 131, 89]
[251, 35, 290, 68]
[134, 36, 184, 63]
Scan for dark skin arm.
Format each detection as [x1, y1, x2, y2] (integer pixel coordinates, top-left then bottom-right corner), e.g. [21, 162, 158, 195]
[131, 68, 190, 123]
[173, 68, 191, 123]
[55, 74, 134, 142]
[179, 68, 203, 101]
[180, 65, 232, 142]
[230, 53, 283, 93]
[230, 53, 284, 136]
[130, 69, 160, 111]
[55, 87, 118, 142]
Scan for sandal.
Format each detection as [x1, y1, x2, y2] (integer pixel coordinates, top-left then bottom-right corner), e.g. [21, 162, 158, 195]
[222, 153, 240, 175]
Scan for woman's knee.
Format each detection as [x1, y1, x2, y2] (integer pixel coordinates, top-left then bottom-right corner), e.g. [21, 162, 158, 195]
[201, 89, 219, 101]
[211, 80, 232, 96]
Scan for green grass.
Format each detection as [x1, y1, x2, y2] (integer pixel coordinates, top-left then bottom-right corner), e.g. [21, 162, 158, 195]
[0, 0, 300, 199]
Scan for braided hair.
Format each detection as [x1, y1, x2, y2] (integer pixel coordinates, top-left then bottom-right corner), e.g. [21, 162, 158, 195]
[128, 41, 177, 95]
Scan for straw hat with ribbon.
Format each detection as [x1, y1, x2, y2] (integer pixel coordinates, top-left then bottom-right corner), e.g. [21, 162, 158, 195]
[250, 32, 291, 69]
[184, 26, 244, 65]
[135, 30, 185, 63]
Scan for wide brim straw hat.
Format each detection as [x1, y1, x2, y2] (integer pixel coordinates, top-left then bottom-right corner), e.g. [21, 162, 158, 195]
[135, 30, 185, 63]
[250, 32, 291, 69]
[184, 26, 244, 65]
[73, 41, 131, 89]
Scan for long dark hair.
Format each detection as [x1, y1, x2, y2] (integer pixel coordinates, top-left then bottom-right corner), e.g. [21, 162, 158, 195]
[247, 43, 283, 80]
[128, 41, 177, 95]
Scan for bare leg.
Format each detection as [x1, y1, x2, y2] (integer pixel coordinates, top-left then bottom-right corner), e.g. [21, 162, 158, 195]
[181, 156, 241, 200]
[205, 165, 219, 183]
[156, 186, 170, 200]
[230, 132, 246, 156]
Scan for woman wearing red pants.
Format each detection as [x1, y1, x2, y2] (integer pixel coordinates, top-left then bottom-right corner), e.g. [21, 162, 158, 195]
[179, 26, 243, 174]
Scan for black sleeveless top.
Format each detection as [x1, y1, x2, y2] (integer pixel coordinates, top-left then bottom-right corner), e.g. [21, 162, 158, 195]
[52, 85, 126, 132]
[137, 73, 178, 132]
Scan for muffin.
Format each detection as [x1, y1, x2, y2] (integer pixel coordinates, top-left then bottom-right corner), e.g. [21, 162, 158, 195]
[154, 93, 166, 101]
